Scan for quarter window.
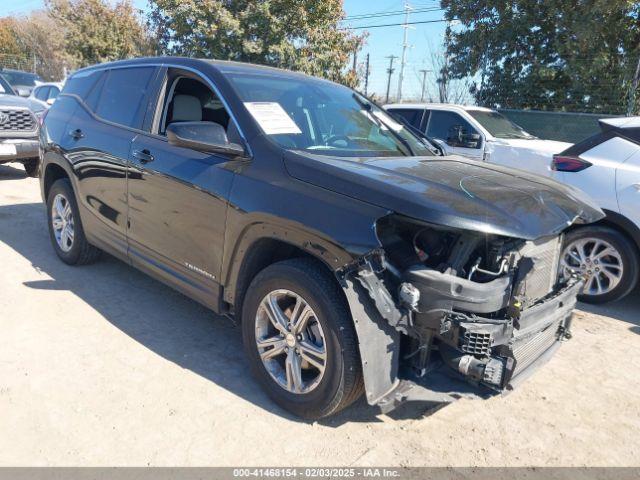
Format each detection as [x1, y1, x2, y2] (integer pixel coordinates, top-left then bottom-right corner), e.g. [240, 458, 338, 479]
[93, 67, 156, 129]
[388, 108, 424, 129]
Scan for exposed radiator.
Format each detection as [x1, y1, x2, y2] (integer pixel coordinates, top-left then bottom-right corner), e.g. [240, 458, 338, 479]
[514, 235, 563, 305]
[512, 321, 560, 375]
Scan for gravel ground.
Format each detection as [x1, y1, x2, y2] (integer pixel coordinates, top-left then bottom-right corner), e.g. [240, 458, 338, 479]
[1, 162, 639, 467]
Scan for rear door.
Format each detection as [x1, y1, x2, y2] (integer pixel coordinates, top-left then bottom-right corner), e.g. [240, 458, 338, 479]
[63, 65, 158, 260]
[616, 148, 640, 228]
[126, 67, 238, 310]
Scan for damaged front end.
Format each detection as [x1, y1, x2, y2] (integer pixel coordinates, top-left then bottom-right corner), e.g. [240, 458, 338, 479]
[339, 214, 582, 412]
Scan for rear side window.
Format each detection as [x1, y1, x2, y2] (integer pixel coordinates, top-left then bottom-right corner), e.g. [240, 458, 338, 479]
[63, 70, 104, 99]
[93, 67, 156, 129]
[389, 108, 424, 129]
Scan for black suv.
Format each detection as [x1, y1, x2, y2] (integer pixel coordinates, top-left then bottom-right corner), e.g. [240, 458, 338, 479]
[40, 57, 603, 419]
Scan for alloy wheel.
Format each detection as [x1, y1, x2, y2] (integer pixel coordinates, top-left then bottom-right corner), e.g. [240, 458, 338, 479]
[561, 237, 623, 296]
[51, 193, 75, 253]
[254, 289, 327, 394]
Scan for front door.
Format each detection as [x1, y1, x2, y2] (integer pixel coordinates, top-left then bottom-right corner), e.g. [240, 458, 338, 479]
[425, 110, 484, 160]
[126, 68, 239, 309]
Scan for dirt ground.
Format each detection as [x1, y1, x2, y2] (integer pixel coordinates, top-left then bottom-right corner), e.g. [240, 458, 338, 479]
[1, 162, 639, 467]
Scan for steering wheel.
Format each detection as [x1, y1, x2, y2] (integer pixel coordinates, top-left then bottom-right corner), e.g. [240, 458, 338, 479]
[325, 135, 352, 148]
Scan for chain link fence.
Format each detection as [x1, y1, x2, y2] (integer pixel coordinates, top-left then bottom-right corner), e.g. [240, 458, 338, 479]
[499, 109, 615, 144]
[0, 53, 38, 74]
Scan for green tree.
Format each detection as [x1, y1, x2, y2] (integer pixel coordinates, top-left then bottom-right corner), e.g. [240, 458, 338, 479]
[441, 0, 640, 114]
[148, 0, 363, 87]
[46, 0, 152, 68]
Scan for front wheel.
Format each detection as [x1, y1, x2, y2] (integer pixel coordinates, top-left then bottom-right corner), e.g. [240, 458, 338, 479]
[561, 226, 639, 304]
[241, 258, 363, 419]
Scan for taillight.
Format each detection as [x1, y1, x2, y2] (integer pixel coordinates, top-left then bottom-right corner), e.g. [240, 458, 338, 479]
[551, 154, 592, 172]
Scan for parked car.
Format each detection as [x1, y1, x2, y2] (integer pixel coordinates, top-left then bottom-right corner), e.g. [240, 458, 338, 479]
[551, 117, 640, 303]
[385, 103, 639, 304]
[0, 68, 43, 97]
[40, 57, 603, 419]
[0, 73, 44, 177]
[30, 82, 64, 106]
[384, 103, 571, 178]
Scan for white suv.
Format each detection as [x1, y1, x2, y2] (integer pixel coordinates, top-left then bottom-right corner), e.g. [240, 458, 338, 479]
[384, 103, 571, 177]
[551, 117, 640, 303]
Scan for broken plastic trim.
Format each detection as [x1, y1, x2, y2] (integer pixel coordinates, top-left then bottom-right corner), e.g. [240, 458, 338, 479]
[338, 249, 416, 336]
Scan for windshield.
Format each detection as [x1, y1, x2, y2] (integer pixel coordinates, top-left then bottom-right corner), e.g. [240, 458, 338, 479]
[468, 110, 535, 139]
[227, 73, 435, 157]
[1, 71, 40, 87]
[0, 75, 15, 95]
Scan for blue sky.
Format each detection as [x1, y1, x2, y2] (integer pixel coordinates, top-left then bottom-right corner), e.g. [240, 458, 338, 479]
[1, 0, 450, 100]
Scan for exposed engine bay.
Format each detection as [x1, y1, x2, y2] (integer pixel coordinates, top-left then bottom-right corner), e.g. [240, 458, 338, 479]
[339, 214, 582, 409]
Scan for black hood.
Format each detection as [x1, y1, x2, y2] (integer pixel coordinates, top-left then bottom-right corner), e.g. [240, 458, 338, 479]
[284, 152, 604, 240]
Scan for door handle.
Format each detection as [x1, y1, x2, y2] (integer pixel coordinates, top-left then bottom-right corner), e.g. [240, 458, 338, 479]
[68, 128, 84, 140]
[133, 149, 154, 164]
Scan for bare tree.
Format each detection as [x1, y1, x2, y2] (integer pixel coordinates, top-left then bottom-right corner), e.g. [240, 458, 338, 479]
[416, 34, 473, 105]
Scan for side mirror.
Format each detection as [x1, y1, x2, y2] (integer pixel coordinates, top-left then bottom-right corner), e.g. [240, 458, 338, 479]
[461, 132, 482, 149]
[16, 87, 30, 97]
[166, 121, 245, 157]
[46, 98, 56, 106]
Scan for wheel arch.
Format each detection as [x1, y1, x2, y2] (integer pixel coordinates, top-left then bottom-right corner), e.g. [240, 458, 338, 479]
[42, 160, 74, 203]
[589, 209, 640, 253]
[224, 226, 351, 320]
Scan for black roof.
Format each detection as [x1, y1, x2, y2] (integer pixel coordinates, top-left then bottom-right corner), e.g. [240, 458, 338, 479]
[71, 56, 321, 82]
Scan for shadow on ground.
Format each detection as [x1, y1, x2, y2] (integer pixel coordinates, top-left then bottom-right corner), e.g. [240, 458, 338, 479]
[0, 163, 28, 181]
[577, 285, 640, 331]
[0, 200, 438, 425]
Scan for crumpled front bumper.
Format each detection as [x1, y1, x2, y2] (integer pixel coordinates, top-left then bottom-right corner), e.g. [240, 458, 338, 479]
[375, 279, 582, 412]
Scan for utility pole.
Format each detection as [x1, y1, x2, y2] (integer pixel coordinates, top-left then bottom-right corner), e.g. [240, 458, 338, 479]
[364, 53, 370, 96]
[385, 55, 398, 103]
[396, 2, 413, 102]
[627, 52, 640, 116]
[419, 69, 431, 102]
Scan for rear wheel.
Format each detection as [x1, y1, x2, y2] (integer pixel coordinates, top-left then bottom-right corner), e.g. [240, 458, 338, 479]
[241, 258, 363, 419]
[46, 178, 101, 265]
[561, 226, 639, 304]
[23, 159, 39, 178]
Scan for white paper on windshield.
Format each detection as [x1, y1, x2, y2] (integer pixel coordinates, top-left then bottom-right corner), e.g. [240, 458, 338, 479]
[244, 102, 302, 135]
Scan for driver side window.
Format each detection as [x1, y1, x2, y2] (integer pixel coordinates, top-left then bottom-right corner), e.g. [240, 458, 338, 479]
[426, 110, 479, 146]
[157, 70, 241, 145]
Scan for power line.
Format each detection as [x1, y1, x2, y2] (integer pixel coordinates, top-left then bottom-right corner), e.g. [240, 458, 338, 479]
[343, 6, 442, 21]
[346, 19, 450, 30]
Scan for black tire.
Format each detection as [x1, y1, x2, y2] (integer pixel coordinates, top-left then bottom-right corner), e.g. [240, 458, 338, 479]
[562, 226, 639, 304]
[241, 258, 363, 419]
[23, 159, 39, 178]
[46, 178, 101, 265]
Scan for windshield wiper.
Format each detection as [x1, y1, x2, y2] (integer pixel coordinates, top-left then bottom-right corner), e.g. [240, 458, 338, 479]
[352, 94, 414, 156]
